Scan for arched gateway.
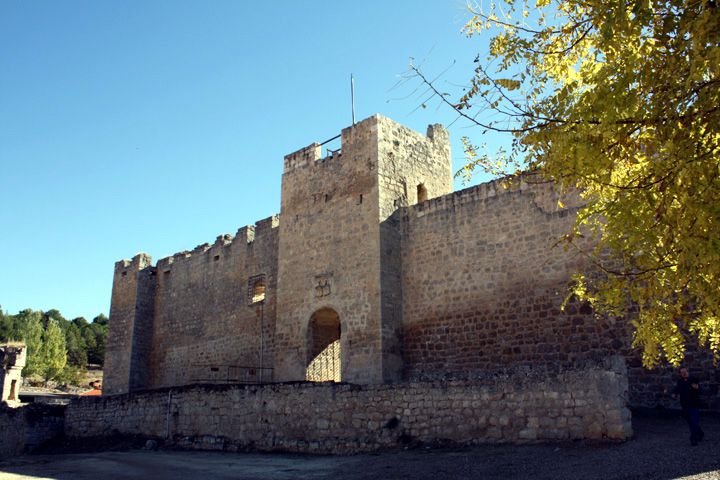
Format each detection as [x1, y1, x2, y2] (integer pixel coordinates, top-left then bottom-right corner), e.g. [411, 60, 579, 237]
[306, 308, 341, 382]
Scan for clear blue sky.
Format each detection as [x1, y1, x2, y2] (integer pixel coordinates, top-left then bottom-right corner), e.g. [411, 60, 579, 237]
[0, 1, 502, 320]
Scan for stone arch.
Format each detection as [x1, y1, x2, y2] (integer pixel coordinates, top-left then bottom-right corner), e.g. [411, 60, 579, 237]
[305, 307, 341, 382]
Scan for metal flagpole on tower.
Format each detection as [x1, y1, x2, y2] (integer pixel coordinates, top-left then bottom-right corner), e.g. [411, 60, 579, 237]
[351, 74, 356, 125]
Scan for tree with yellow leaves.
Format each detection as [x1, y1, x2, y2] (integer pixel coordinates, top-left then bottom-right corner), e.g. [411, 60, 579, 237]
[416, 0, 719, 367]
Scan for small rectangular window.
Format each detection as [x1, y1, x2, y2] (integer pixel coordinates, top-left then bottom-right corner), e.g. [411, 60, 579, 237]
[214, 255, 220, 261]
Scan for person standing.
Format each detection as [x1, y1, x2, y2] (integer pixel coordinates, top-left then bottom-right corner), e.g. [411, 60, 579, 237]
[671, 367, 704, 446]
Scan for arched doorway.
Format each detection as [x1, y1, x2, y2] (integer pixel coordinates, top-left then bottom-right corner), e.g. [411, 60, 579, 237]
[306, 308, 341, 382]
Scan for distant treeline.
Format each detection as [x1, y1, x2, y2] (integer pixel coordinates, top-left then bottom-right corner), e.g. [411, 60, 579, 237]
[0, 306, 108, 385]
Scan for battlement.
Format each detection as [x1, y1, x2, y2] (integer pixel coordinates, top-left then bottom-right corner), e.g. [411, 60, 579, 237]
[283, 143, 322, 172]
[114, 253, 153, 276]
[402, 175, 580, 221]
[152, 215, 280, 272]
[282, 114, 388, 175]
[114, 216, 280, 275]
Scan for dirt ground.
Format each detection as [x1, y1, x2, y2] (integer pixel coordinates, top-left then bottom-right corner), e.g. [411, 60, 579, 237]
[1, 413, 719, 480]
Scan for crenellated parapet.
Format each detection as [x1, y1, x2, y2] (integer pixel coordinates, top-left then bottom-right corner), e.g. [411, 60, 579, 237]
[153, 215, 280, 275]
[283, 143, 321, 173]
[401, 176, 583, 221]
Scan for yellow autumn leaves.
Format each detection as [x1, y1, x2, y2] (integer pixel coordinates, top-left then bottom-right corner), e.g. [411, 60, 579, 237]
[460, 0, 719, 367]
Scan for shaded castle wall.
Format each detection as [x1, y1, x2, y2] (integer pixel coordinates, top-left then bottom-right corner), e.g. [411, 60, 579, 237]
[376, 118, 452, 381]
[399, 179, 627, 377]
[104, 254, 154, 395]
[148, 217, 279, 389]
[0, 404, 65, 459]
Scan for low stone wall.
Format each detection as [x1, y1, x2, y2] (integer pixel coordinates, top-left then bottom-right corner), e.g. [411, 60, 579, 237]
[0, 403, 65, 459]
[65, 362, 632, 454]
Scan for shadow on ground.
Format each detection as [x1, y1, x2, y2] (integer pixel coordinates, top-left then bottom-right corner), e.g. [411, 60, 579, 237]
[1, 414, 719, 480]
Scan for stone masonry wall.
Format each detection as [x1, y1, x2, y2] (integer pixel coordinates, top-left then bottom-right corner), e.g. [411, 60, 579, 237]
[376, 118, 453, 381]
[65, 362, 631, 454]
[149, 217, 279, 389]
[398, 178, 720, 410]
[399, 178, 622, 379]
[105, 253, 153, 394]
[105, 217, 279, 394]
[0, 404, 65, 459]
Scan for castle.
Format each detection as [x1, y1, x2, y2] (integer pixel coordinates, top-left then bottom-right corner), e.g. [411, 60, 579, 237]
[103, 114, 715, 410]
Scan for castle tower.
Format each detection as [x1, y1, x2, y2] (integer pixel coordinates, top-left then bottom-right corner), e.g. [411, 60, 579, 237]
[104, 253, 156, 394]
[274, 114, 451, 383]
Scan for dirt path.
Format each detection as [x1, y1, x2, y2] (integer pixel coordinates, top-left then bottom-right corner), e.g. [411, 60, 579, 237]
[1, 414, 719, 480]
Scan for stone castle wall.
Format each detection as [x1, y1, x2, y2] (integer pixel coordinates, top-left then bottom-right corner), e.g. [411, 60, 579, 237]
[396, 178, 719, 409]
[376, 119, 453, 381]
[149, 216, 279, 389]
[105, 218, 279, 394]
[398, 179, 623, 377]
[0, 404, 65, 459]
[65, 362, 631, 454]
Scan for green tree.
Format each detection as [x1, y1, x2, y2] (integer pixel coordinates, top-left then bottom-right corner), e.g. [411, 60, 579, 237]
[0, 307, 20, 341]
[72, 316, 89, 329]
[92, 313, 108, 327]
[40, 318, 67, 384]
[43, 309, 67, 325]
[19, 311, 44, 377]
[418, 0, 719, 367]
[85, 321, 107, 365]
[65, 322, 88, 367]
